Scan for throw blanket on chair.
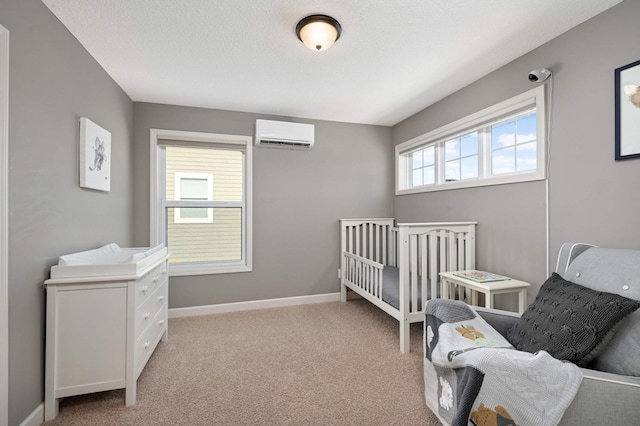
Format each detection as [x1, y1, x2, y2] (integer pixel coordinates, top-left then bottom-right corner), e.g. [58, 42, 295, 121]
[424, 299, 582, 426]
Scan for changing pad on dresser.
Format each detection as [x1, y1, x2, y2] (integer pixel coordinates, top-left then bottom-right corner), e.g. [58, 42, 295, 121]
[49, 243, 166, 280]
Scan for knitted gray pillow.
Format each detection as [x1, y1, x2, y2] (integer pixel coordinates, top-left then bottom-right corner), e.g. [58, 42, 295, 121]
[506, 273, 640, 364]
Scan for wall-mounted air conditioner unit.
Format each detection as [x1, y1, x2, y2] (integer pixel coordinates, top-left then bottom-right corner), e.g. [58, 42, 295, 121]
[255, 119, 314, 150]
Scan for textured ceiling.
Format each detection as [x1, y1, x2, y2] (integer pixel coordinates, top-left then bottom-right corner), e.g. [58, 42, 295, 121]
[42, 0, 621, 126]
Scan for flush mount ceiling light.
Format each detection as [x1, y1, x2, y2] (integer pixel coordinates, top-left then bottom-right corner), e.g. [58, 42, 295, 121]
[296, 15, 342, 52]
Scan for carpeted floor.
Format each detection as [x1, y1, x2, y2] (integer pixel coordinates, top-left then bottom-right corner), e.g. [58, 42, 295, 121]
[45, 299, 441, 425]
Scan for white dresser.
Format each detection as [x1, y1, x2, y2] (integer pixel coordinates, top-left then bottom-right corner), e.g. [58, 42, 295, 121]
[44, 245, 169, 421]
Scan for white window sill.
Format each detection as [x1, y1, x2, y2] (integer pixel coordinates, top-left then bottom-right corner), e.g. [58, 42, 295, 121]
[396, 170, 545, 195]
[168, 262, 252, 277]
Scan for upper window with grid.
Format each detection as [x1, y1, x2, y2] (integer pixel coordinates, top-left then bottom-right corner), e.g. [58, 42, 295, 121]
[396, 86, 546, 194]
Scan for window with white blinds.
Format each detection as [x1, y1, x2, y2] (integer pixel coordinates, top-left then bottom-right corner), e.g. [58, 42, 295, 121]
[151, 129, 252, 276]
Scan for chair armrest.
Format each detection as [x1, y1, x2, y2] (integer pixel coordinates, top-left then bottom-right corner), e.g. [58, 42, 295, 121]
[580, 367, 640, 388]
[560, 368, 640, 424]
[475, 307, 521, 337]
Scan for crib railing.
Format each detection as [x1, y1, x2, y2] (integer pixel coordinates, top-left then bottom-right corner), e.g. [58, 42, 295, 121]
[342, 252, 384, 300]
[397, 222, 476, 318]
[340, 218, 396, 267]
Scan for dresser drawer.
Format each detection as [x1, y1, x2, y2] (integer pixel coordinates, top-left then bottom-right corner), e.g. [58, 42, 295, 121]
[134, 281, 167, 340]
[134, 305, 167, 379]
[135, 262, 167, 307]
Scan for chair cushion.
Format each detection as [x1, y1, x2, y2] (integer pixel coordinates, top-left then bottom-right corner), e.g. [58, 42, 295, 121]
[506, 273, 640, 364]
[587, 309, 640, 375]
[560, 246, 640, 375]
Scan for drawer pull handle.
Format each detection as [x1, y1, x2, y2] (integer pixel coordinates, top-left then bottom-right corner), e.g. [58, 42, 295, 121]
[153, 276, 159, 283]
[144, 312, 151, 320]
[141, 285, 149, 294]
[144, 341, 150, 349]
[159, 320, 165, 326]
[158, 296, 165, 302]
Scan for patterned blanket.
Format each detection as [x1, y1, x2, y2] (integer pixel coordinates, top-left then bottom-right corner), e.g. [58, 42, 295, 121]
[424, 300, 582, 426]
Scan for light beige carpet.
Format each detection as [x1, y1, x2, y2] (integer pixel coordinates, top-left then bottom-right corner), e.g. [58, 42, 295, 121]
[45, 299, 441, 425]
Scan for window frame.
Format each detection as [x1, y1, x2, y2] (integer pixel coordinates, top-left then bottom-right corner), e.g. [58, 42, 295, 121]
[396, 86, 546, 195]
[150, 129, 253, 276]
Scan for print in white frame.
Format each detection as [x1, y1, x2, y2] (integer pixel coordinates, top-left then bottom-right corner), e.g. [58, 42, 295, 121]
[79, 117, 111, 191]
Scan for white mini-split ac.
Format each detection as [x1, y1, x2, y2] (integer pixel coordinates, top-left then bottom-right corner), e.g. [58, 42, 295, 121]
[255, 119, 315, 150]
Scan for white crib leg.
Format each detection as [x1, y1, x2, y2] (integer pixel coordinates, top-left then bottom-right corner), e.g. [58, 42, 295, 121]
[340, 281, 347, 302]
[400, 319, 410, 353]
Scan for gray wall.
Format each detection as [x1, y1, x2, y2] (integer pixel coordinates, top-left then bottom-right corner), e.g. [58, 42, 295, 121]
[133, 103, 393, 308]
[0, 1, 134, 424]
[392, 0, 640, 309]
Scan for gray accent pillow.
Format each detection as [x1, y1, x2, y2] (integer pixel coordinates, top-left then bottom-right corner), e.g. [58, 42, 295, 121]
[506, 273, 640, 364]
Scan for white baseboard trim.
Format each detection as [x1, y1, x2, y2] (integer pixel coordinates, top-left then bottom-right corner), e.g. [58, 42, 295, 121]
[169, 292, 342, 318]
[19, 403, 42, 426]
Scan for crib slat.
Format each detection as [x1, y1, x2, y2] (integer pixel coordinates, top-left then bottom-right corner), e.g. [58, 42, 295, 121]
[457, 234, 464, 269]
[370, 223, 374, 260]
[371, 264, 376, 297]
[441, 230, 450, 298]
[365, 263, 369, 291]
[446, 231, 456, 299]
[420, 233, 428, 310]
[382, 225, 387, 265]
[456, 233, 465, 302]
[448, 231, 456, 271]
[347, 226, 354, 254]
[390, 229, 396, 267]
[410, 234, 418, 313]
[376, 224, 380, 263]
[467, 231, 475, 269]
[429, 230, 438, 301]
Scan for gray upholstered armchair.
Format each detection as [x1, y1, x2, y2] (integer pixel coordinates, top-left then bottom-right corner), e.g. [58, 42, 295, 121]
[477, 242, 640, 425]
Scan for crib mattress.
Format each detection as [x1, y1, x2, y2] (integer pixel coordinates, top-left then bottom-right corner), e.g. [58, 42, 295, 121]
[382, 266, 436, 311]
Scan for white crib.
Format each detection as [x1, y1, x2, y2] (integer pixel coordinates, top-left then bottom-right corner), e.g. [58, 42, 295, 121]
[339, 218, 477, 353]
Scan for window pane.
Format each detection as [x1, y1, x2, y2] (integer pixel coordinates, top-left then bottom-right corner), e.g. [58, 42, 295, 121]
[180, 178, 208, 199]
[180, 207, 209, 219]
[460, 156, 478, 180]
[445, 139, 460, 161]
[492, 120, 515, 149]
[492, 147, 515, 175]
[167, 207, 242, 264]
[424, 165, 435, 185]
[424, 146, 435, 166]
[411, 150, 423, 169]
[516, 113, 536, 143]
[445, 160, 460, 181]
[516, 142, 537, 171]
[412, 168, 423, 187]
[166, 146, 243, 203]
[460, 132, 478, 157]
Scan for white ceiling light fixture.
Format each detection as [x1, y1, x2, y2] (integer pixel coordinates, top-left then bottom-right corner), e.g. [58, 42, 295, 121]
[296, 15, 342, 52]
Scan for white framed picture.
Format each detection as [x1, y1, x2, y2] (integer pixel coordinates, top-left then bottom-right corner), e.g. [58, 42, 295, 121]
[79, 117, 111, 191]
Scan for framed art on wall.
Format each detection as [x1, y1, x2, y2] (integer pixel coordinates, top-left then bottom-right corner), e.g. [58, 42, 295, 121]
[79, 117, 111, 191]
[615, 59, 640, 160]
